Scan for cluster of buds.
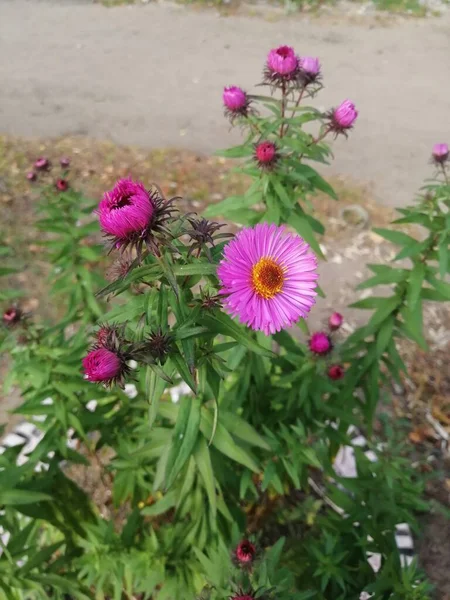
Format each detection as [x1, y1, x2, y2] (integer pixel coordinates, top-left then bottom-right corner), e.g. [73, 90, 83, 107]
[308, 312, 345, 380]
[82, 323, 173, 388]
[26, 156, 70, 192]
[222, 44, 358, 173]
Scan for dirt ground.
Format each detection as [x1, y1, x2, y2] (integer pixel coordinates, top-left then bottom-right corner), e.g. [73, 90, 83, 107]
[1, 135, 449, 595]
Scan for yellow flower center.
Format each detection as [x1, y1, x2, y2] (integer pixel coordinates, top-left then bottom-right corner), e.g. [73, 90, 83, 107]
[251, 257, 285, 299]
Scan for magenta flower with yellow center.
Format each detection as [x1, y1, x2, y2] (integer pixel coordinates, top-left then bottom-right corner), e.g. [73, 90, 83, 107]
[217, 223, 318, 335]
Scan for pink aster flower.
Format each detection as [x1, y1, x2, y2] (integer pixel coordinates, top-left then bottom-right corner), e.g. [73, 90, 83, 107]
[329, 311, 343, 330]
[328, 364, 344, 380]
[60, 157, 70, 168]
[223, 86, 247, 112]
[98, 178, 154, 240]
[26, 171, 37, 182]
[331, 100, 358, 131]
[218, 223, 318, 336]
[299, 56, 321, 81]
[266, 45, 299, 76]
[309, 332, 332, 355]
[235, 540, 256, 565]
[432, 143, 449, 164]
[82, 348, 123, 384]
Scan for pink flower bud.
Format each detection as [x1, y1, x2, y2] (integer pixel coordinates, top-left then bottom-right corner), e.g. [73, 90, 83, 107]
[223, 86, 247, 112]
[26, 172, 37, 182]
[98, 178, 154, 240]
[56, 179, 69, 192]
[266, 45, 298, 76]
[235, 540, 256, 565]
[333, 100, 358, 129]
[82, 348, 122, 383]
[328, 364, 344, 380]
[34, 157, 50, 170]
[299, 56, 320, 77]
[60, 157, 70, 168]
[432, 143, 449, 164]
[309, 332, 332, 355]
[255, 141, 277, 169]
[3, 307, 20, 325]
[329, 312, 343, 330]
[231, 596, 255, 600]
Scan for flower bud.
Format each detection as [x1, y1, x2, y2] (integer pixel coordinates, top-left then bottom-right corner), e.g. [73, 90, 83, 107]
[82, 348, 123, 384]
[34, 157, 50, 170]
[309, 332, 332, 355]
[60, 157, 70, 168]
[432, 143, 449, 164]
[3, 307, 23, 327]
[266, 45, 298, 76]
[223, 86, 247, 112]
[26, 172, 37, 182]
[331, 100, 358, 131]
[255, 141, 278, 169]
[328, 364, 344, 380]
[299, 56, 321, 81]
[56, 179, 69, 192]
[329, 312, 343, 330]
[235, 539, 256, 566]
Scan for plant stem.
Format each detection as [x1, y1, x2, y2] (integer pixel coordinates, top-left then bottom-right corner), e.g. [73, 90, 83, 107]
[441, 163, 449, 185]
[279, 82, 287, 138]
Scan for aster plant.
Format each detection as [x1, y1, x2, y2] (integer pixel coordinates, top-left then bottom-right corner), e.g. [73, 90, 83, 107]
[0, 50, 448, 600]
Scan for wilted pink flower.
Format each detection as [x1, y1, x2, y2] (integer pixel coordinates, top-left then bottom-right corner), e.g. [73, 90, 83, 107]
[266, 45, 299, 76]
[60, 157, 70, 168]
[34, 157, 50, 170]
[432, 143, 449, 164]
[218, 223, 318, 336]
[329, 312, 343, 330]
[26, 172, 37, 182]
[82, 348, 122, 384]
[328, 364, 344, 380]
[299, 56, 321, 79]
[223, 86, 247, 112]
[95, 324, 116, 348]
[235, 540, 256, 565]
[98, 178, 154, 240]
[255, 141, 278, 169]
[309, 332, 332, 355]
[56, 179, 69, 192]
[331, 100, 358, 130]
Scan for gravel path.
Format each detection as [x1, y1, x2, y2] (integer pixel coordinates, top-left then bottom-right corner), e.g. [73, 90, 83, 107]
[0, 1, 449, 207]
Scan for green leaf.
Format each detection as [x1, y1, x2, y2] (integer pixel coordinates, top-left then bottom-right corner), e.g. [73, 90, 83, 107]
[216, 144, 254, 159]
[171, 352, 197, 394]
[406, 263, 425, 310]
[296, 164, 338, 200]
[146, 365, 170, 429]
[357, 267, 407, 290]
[375, 316, 395, 356]
[203, 192, 261, 218]
[200, 408, 259, 472]
[0, 489, 52, 505]
[400, 300, 427, 350]
[172, 263, 218, 277]
[201, 312, 274, 358]
[165, 397, 201, 488]
[141, 490, 177, 516]
[289, 208, 324, 258]
[438, 236, 448, 278]
[220, 412, 271, 450]
[0, 267, 17, 276]
[372, 228, 417, 247]
[194, 437, 217, 518]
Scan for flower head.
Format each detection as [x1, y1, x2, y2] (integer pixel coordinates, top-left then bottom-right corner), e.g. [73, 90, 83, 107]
[60, 157, 70, 168]
[266, 45, 298, 76]
[329, 311, 343, 330]
[309, 332, 332, 355]
[98, 179, 176, 257]
[218, 223, 318, 335]
[26, 171, 37, 182]
[328, 364, 344, 380]
[235, 539, 256, 566]
[223, 86, 252, 123]
[95, 324, 120, 348]
[2, 306, 23, 327]
[56, 179, 69, 192]
[255, 141, 278, 170]
[146, 328, 173, 364]
[185, 216, 229, 261]
[34, 157, 50, 170]
[82, 348, 123, 384]
[299, 56, 321, 83]
[432, 143, 449, 165]
[329, 100, 358, 134]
